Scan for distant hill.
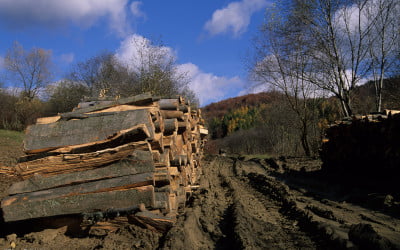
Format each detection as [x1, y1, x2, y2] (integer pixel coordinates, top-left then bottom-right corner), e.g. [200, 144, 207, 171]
[202, 91, 284, 121]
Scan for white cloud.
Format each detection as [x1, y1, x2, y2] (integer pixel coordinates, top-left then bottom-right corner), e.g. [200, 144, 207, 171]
[238, 83, 268, 96]
[178, 63, 246, 106]
[204, 0, 269, 37]
[115, 34, 176, 72]
[115, 34, 246, 106]
[0, 0, 132, 37]
[130, 1, 146, 19]
[60, 53, 75, 64]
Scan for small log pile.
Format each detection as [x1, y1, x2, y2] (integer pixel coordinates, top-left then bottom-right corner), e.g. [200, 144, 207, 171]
[0, 164, 15, 176]
[1, 93, 208, 231]
[320, 110, 400, 178]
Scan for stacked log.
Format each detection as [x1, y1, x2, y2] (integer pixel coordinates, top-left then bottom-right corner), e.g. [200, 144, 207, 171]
[1, 93, 208, 229]
[320, 110, 400, 179]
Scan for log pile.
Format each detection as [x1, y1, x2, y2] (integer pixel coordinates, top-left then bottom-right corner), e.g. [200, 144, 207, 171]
[1, 93, 208, 230]
[320, 110, 400, 178]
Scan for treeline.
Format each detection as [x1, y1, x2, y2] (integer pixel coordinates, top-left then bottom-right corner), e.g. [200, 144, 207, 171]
[203, 78, 400, 156]
[0, 40, 197, 131]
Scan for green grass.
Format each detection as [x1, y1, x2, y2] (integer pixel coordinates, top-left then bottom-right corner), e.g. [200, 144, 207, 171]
[0, 129, 24, 145]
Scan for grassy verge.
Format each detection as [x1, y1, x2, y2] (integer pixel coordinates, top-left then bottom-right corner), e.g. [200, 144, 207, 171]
[0, 129, 24, 166]
[0, 129, 24, 145]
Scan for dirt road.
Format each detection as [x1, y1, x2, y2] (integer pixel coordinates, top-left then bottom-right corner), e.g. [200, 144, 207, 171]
[1, 155, 400, 249]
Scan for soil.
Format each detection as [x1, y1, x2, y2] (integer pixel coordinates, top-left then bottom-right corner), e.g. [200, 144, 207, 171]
[1, 153, 400, 249]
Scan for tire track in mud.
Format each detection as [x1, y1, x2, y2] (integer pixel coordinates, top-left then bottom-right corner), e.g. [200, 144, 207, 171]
[161, 156, 318, 249]
[161, 155, 400, 249]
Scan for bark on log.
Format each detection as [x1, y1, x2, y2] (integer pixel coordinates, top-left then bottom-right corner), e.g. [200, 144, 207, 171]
[10, 150, 154, 194]
[16, 142, 151, 179]
[158, 99, 179, 110]
[163, 118, 178, 135]
[68, 93, 155, 115]
[129, 211, 176, 232]
[2, 185, 155, 222]
[24, 109, 154, 154]
[160, 110, 184, 120]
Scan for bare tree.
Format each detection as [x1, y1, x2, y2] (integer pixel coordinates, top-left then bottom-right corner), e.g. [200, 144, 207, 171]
[301, 0, 378, 116]
[366, 0, 400, 112]
[46, 80, 90, 114]
[253, 0, 399, 117]
[68, 39, 197, 102]
[126, 37, 189, 97]
[4, 41, 53, 100]
[68, 52, 135, 97]
[251, 2, 321, 156]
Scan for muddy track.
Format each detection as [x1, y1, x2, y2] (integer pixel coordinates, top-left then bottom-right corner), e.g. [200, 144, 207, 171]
[162, 156, 400, 249]
[162, 156, 318, 249]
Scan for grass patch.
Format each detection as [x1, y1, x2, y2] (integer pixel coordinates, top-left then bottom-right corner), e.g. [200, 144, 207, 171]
[0, 129, 24, 145]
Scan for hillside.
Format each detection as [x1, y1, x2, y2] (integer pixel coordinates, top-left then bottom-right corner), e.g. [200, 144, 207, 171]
[202, 91, 283, 121]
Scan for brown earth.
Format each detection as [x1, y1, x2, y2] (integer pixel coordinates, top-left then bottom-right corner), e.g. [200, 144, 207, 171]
[1, 153, 400, 249]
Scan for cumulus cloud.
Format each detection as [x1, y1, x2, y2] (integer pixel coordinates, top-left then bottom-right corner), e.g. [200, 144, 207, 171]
[204, 0, 269, 37]
[0, 0, 132, 37]
[130, 1, 146, 19]
[115, 34, 176, 71]
[178, 63, 246, 105]
[115, 34, 245, 106]
[60, 53, 75, 64]
[238, 83, 268, 96]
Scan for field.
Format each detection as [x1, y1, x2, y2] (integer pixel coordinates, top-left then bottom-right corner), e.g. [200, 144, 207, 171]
[0, 131, 399, 249]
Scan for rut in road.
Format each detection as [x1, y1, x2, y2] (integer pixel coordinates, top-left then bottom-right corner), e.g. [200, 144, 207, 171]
[162, 156, 318, 249]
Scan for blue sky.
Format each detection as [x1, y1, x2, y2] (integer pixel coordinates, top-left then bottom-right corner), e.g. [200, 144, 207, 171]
[0, 0, 271, 105]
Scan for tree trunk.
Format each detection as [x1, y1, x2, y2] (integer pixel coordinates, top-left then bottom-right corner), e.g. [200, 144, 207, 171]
[300, 120, 311, 157]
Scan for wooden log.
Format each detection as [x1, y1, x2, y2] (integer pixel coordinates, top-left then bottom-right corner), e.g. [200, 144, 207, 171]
[160, 110, 184, 120]
[148, 132, 164, 152]
[163, 118, 178, 135]
[158, 149, 170, 167]
[177, 121, 190, 134]
[24, 109, 154, 154]
[163, 133, 176, 147]
[0, 165, 15, 176]
[36, 116, 61, 124]
[16, 142, 151, 179]
[152, 150, 161, 163]
[85, 104, 158, 115]
[54, 124, 150, 155]
[158, 99, 179, 110]
[89, 216, 129, 236]
[129, 211, 176, 232]
[10, 150, 154, 194]
[66, 93, 155, 115]
[175, 135, 185, 155]
[178, 105, 190, 113]
[2, 185, 155, 222]
[154, 192, 168, 209]
[154, 167, 171, 184]
[170, 155, 188, 166]
[77, 100, 114, 109]
[5, 172, 154, 206]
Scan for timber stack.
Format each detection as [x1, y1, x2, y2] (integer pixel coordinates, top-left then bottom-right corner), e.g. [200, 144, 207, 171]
[1, 93, 208, 232]
[320, 110, 400, 181]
